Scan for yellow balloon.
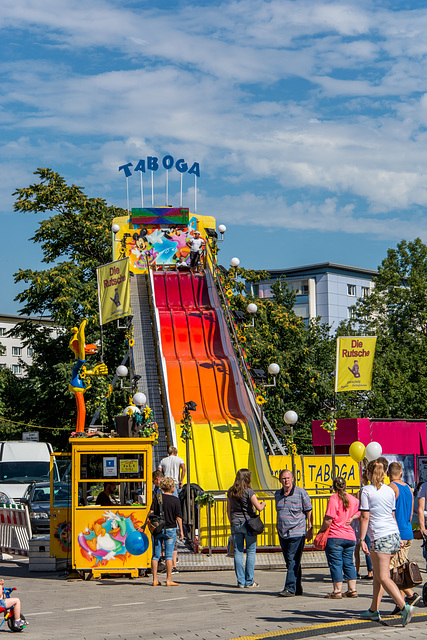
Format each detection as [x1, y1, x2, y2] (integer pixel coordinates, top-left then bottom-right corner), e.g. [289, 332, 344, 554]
[349, 441, 365, 463]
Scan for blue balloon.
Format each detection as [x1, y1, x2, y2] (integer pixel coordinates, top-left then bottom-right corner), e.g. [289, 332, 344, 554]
[125, 530, 149, 556]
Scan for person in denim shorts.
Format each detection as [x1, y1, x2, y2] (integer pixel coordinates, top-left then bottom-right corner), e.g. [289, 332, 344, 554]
[149, 477, 184, 587]
[359, 459, 413, 627]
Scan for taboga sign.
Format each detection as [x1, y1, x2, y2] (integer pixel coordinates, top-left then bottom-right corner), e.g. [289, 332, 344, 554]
[119, 155, 200, 178]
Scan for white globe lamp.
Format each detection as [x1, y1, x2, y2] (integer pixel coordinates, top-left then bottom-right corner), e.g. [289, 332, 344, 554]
[132, 392, 147, 407]
[247, 303, 258, 315]
[230, 257, 240, 268]
[123, 405, 140, 416]
[218, 224, 226, 234]
[116, 365, 128, 378]
[268, 363, 280, 376]
[284, 410, 298, 425]
[112, 224, 120, 234]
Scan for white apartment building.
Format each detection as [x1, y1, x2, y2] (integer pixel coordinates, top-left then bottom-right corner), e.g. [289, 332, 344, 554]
[0, 314, 58, 376]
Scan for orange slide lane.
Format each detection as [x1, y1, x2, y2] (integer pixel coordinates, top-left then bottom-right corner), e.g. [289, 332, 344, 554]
[153, 270, 265, 491]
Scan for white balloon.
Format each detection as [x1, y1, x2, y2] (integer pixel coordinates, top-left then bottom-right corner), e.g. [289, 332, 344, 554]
[365, 441, 382, 462]
[122, 405, 141, 416]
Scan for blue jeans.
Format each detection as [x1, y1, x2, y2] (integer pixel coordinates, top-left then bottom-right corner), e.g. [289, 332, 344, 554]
[325, 538, 357, 583]
[152, 528, 177, 561]
[231, 523, 257, 586]
[279, 535, 305, 594]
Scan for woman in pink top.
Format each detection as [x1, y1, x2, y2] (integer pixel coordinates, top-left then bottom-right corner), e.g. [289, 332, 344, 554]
[317, 477, 360, 599]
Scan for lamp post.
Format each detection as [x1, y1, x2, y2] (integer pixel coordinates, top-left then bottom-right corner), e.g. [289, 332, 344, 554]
[258, 363, 280, 435]
[284, 410, 298, 480]
[218, 224, 226, 242]
[181, 401, 197, 542]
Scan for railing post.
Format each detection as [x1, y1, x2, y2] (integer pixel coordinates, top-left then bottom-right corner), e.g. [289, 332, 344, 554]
[208, 501, 212, 557]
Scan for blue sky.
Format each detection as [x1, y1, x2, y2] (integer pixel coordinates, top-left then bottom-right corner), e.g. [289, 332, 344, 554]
[2, 0, 427, 314]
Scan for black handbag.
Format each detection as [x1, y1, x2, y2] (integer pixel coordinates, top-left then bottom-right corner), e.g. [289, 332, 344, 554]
[390, 561, 422, 590]
[147, 493, 166, 537]
[242, 494, 264, 536]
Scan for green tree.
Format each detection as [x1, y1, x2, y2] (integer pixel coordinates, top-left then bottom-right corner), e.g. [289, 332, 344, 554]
[222, 267, 336, 452]
[0, 168, 130, 449]
[339, 238, 427, 419]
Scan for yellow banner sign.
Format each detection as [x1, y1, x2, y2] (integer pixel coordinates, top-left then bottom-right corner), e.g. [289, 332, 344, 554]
[335, 336, 377, 393]
[97, 258, 132, 325]
[269, 455, 360, 491]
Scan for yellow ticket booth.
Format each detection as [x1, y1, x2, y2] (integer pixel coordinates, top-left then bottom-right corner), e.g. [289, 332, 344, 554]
[69, 436, 154, 579]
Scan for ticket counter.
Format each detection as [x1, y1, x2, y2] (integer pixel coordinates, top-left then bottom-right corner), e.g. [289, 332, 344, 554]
[70, 437, 154, 579]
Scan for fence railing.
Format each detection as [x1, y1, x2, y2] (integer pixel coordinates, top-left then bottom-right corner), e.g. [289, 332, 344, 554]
[194, 491, 354, 555]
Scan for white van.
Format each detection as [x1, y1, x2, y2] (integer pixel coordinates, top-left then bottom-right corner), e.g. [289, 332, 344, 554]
[0, 441, 58, 501]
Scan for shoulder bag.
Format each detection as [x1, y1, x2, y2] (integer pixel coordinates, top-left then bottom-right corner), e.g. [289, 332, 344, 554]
[147, 493, 166, 537]
[390, 561, 422, 590]
[243, 493, 265, 536]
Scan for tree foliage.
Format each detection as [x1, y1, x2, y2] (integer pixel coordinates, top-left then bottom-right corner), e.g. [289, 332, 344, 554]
[339, 238, 427, 419]
[0, 169, 130, 450]
[222, 266, 336, 452]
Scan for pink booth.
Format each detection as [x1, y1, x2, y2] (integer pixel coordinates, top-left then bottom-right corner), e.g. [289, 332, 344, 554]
[312, 418, 427, 457]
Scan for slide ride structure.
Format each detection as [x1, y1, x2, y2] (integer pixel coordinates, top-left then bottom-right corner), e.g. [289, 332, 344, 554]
[113, 208, 280, 546]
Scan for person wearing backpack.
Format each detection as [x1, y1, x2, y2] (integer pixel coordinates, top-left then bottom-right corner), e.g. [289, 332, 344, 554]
[148, 476, 184, 587]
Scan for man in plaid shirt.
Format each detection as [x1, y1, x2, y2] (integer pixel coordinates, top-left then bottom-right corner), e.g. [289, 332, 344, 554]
[275, 470, 313, 597]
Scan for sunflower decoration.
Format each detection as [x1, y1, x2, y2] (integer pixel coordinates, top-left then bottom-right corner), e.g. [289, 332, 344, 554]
[256, 395, 267, 405]
[225, 289, 233, 298]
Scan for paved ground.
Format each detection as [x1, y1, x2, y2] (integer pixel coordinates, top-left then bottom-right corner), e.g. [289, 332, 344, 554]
[0, 544, 425, 640]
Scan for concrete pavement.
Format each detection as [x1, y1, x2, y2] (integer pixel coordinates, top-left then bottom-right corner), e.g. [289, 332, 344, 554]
[0, 542, 425, 640]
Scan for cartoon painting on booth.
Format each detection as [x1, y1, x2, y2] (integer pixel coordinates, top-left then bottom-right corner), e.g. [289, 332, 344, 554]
[77, 510, 149, 567]
[123, 217, 199, 271]
[54, 521, 72, 553]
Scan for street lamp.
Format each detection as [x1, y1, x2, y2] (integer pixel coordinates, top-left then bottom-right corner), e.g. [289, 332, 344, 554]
[254, 363, 280, 436]
[218, 224, 226, 242]
[132, 392, 147, 408]
[245, 303, 257, 327]
[284, 410, 298, 479]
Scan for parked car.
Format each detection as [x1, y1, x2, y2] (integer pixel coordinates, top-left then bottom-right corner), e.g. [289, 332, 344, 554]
[0, 490, 15, 505]
[21, 482, 71, 534]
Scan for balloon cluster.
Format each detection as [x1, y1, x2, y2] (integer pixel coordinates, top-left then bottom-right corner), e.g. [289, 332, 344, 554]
[349, 440, 382, 463]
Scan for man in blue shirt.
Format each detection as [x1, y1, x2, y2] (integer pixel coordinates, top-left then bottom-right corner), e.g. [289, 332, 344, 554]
[275, 470, 313, 597]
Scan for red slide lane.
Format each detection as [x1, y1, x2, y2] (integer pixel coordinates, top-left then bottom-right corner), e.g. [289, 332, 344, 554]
[153, 271, 257, 489]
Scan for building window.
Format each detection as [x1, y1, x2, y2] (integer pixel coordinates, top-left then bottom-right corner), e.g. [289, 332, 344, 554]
[12, 346, 22, 357]
[347, 307, 356, 319]
[362, 286, 370, 298]
[27, 347, 34, 357]
[0, 328, 6, 336]
[12, 364, 21, 375]
[347, 284, 356, 296]
[258, 283, 273, 299]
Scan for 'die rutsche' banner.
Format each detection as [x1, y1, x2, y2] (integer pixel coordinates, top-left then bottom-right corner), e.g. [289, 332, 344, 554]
[97, 258, 132, 325]
[335, 336, 377, 393]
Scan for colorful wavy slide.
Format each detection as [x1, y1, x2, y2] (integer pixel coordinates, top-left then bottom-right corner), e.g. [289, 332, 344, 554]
[150, 269, 277, 491]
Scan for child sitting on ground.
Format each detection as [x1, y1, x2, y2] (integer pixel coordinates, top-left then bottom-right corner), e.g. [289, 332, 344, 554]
[0, 579, 26, 629]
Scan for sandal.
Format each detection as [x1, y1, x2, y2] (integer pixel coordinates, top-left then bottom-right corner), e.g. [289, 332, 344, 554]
[343, 590, 358, 598]
[324, 592, 342, 599]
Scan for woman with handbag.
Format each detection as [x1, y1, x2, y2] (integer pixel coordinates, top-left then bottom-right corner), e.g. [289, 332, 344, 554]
[316, 477, 360, 599]
[226, 468, 266, 588]
[387, 462, 421, 614]
[147, 476, 184, 587]
[359, 460, 413, 626]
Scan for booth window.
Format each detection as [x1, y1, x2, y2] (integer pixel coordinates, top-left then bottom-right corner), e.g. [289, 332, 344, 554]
[76, 452, 146, 507]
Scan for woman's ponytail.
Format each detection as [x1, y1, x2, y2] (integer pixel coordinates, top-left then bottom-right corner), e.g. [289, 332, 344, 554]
[333, 477, 349, 509]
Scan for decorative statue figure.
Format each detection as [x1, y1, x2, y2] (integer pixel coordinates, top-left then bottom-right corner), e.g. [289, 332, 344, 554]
[69, 320, 108, 432]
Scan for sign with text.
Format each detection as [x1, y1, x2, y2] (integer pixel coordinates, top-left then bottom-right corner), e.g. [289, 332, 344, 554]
[97, 258, 131, 325]
[22, 432, 39, 442]
[335, 336, 377, 392]
[103, 457, 117, 477]
[269, 455, 360, 490]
